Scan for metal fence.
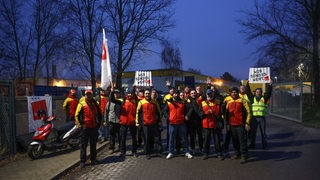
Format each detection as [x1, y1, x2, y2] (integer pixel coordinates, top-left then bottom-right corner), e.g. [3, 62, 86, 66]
[0, 81, 16, 159]
[269, 82, 307, 122]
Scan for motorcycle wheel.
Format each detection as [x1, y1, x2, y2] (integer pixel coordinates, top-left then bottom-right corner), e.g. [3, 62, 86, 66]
[27, 144, 44, 159]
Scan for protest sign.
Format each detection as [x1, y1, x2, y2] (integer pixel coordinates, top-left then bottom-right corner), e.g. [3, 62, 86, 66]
[133, 71, 153, 86]
[249, 67, 271, 83]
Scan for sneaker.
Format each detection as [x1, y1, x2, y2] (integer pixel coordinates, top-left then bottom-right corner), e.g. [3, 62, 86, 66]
[166, 153, 173, 160]
[190, 149, 195, 155]
[133, 153, 139, 157]
[80, 162, 85, 168]
[91, 159, 98, 165]
[119, 153, 125, 158]
[198, 149, 204, 155]
[98, 138, 104, 144]
[108, 149, 114, 154]
[202, 155, 209, 160]
[240, 156, 247, 164]
[146, 154, 151, 160]
[185, 152, 193, 159]
[218, 155, 225, 161]
[231, 154, 240, 160]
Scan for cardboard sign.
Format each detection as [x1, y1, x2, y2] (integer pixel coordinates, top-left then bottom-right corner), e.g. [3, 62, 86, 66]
[134, 71, 153, 86]
[249, 67, 271, 83]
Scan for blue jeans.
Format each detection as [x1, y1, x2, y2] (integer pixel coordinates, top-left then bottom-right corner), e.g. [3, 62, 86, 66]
[168, 123, 189, 154]
[98, 123, 108, 140]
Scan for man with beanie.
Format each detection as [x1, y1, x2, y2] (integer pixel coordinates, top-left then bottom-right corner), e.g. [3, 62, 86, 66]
[104, 89, 122, 154]
[111, 87, 138, 158]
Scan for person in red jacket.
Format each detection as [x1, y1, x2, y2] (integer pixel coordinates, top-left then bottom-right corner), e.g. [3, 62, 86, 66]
[98, 89, 109, 143]
[199, 89, 224, 160]
[163, 90, 193, 160]
[75, 89, 102, 168]
[136, 89, 162, 160]
[111, 87, 139, 158]
[63, 89, 79, 122]
[225, 87, 252, 164]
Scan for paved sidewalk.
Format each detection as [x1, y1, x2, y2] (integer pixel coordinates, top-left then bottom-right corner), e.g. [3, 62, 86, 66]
[0, 141, 107, 180]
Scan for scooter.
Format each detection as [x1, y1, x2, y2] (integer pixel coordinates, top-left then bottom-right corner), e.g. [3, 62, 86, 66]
[27, 115, 80, 159]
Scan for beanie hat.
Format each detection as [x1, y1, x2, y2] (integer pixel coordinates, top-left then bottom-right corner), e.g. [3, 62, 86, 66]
[230, 87, 239, 93]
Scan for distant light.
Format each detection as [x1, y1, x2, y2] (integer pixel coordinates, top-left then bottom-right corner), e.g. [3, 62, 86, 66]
[54, 79, 66, 87]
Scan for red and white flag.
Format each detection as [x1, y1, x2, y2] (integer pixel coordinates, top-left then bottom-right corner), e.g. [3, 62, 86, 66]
[101, 28, 112, 90]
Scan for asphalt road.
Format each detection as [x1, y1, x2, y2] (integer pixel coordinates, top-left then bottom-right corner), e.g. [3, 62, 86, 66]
[58, 116, 320, 180]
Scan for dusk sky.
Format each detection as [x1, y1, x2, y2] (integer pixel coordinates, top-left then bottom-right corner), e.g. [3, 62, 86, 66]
[131, 0, 258, 80]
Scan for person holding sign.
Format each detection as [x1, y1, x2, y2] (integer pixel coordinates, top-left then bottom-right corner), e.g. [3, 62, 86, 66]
[245, 81, 272, 150]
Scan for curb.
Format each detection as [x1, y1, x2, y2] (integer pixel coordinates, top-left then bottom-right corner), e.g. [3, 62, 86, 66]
[51, 141, 109, 179]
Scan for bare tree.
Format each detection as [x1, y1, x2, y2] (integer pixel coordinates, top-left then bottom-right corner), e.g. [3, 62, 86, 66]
[0, 0, 31, 80]
[161, 39, 182, 70]
[62, 0, 104, 92]
[103, 0, 175, 89]
[239, 0, 320, 106]
[30, 0, 69, 85]
[220, 72, 240, 83]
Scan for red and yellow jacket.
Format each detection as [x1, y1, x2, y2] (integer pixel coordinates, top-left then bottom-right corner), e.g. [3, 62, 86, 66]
[136, 98, 161, 125]
[120, 97, 137, 126]
[226, 97, 251, 126]
[75, 99, 101, 128]
[100, 95, 108, 116]
[62, 95, 79, 118]
[200, 99, 221, 128]
[165, 100, 185, 125]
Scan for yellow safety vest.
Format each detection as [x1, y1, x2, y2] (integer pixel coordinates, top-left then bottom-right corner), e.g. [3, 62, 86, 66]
[252, 97, 267, 116]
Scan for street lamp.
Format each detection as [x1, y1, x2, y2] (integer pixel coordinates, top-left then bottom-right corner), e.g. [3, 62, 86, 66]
[274, 76, 278, 83]
[297, 63, 304, 80]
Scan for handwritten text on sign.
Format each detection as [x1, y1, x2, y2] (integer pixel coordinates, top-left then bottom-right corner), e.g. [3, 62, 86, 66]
[249, 67, 271, 83]
[134, 71, 153, 86]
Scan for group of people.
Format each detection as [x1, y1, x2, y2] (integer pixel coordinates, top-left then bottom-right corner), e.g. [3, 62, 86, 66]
[62, 80, 272, 168]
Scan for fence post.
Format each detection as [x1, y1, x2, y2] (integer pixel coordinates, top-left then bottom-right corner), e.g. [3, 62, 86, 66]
[300, 81, 303, 122]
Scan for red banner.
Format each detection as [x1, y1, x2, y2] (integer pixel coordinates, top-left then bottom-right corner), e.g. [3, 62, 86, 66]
[31, 99, 48, 120]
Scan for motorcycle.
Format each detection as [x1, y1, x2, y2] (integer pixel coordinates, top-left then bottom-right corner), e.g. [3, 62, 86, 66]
[27, 115, 80, 159]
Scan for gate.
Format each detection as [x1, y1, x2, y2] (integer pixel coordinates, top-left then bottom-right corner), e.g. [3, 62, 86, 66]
[0, 80, 16, 159]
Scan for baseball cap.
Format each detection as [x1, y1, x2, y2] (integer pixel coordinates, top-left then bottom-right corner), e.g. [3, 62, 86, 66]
[206, 89, 213, 94]
[85, 89, 93, 94]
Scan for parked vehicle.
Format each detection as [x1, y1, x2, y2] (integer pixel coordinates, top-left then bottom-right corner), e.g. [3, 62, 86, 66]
[27, 109, 80, 159]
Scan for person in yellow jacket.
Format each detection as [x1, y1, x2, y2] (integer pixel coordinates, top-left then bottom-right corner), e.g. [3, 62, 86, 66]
[246, 81, 272, 150]
[225, 87, 251, 164]
[62, 89, 79, 122]
[75, 89, 102, 168]
[136, 89, 162, 160]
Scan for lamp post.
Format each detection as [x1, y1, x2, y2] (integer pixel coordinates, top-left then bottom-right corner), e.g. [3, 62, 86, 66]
[297, 63, 304, 122]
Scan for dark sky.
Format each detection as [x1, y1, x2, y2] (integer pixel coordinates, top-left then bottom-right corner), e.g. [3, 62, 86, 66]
[131, 0, 258, 80]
